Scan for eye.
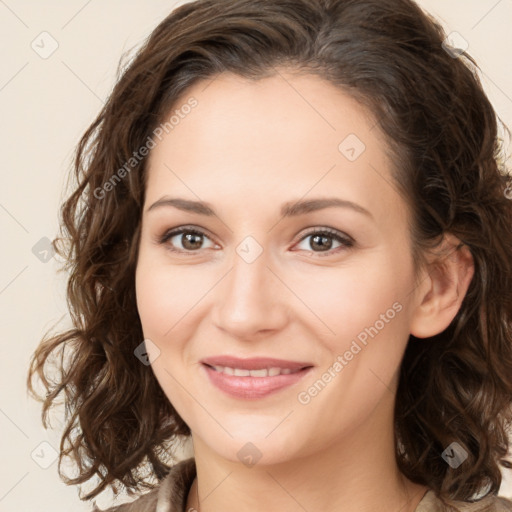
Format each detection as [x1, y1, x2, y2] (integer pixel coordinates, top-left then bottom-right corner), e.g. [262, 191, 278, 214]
[293, 228, 354, 257]
[157, 225, 354, 257]
[159, 226, 217, 254]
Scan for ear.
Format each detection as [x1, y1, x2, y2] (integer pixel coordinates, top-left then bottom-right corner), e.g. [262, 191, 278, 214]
[410, 234, 475, 338]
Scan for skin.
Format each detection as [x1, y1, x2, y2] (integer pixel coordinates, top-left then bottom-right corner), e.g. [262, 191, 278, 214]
[135, 69, 474, 512]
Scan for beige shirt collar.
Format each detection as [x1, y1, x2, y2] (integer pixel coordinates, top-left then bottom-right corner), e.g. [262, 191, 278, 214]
[153, 457, 512, 512]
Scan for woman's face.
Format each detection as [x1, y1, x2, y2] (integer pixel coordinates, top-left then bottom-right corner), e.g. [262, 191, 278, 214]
[136, 70, 423, 464]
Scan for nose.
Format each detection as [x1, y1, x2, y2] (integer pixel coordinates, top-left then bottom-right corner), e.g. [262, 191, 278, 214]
[212, 243, 289, 341]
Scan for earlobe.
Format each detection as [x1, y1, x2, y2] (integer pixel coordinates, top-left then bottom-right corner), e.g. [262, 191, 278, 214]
[410, 235, 475, 339]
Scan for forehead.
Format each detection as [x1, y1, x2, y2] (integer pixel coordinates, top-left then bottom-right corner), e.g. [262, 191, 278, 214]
[145, 70, 403, 220]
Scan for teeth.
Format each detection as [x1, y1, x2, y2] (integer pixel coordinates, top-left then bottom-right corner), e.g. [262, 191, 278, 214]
[249, 368, 268, 377]
[210, 365, 300, 377]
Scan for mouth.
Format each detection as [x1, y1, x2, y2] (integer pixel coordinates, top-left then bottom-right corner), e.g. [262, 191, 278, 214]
[206, 365, 303, 377]
[200, 356, 314, 399]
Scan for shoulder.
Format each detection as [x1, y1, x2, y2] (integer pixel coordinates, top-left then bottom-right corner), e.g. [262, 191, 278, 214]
[91, 458, 196, 512]
[91, 490, 158, 512]
[417, 489, 512, 512]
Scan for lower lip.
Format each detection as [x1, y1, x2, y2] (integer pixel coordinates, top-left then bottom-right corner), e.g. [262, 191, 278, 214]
[202, 364, 312, 400]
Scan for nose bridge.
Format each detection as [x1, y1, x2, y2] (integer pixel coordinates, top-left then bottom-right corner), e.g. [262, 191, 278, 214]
[213, 238, 287, 337]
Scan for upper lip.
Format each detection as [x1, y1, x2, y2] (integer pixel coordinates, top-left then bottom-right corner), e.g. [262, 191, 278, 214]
[201, 356, 313, 371]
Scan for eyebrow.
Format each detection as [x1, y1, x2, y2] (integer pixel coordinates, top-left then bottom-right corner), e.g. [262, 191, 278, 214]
[146, 196, 373, 219]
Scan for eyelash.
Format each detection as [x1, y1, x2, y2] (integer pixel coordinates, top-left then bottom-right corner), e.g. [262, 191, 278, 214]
[157, 225, 355, 258]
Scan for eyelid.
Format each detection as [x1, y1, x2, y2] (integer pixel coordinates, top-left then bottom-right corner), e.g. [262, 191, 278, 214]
[157, 225, 218, 253]
[292, 226, 355, 257]
[295, 226, 354, 245]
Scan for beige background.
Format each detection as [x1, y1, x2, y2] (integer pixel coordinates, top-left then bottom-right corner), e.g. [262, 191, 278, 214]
[1, 0, 511, 510]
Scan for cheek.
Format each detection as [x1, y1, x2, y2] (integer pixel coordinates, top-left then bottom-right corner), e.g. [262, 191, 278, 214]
[293, 262, 413, 433]
[135, 265, 169, 337]
[290, 252, 413, 347]
[135, 258, 200, 413]
[135, 255, 210, 339]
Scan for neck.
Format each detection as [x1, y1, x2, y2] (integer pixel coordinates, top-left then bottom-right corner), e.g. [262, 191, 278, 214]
[185, 392, 429, 512]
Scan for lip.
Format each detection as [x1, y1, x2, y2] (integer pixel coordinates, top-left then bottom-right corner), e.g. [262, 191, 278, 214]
[201, 356, 314, 400]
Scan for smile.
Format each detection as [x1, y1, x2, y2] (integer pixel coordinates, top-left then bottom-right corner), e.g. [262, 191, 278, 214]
[209, 365, 302, 377]
[201, 356, 313, 399]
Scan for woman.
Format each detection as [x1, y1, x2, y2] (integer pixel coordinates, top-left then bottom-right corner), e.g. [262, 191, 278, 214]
[27, 0, 512, 511]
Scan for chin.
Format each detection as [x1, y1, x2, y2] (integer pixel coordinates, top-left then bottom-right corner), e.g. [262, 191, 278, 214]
[194, 421, 309, 468]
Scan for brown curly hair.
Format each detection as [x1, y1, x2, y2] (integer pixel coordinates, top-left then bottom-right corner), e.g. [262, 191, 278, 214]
[27, 0, 512, 503]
